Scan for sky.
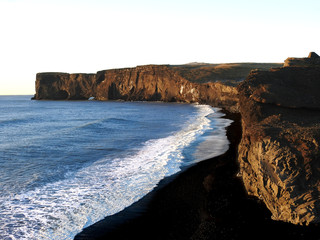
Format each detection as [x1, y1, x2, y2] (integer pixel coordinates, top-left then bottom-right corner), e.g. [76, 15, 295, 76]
[0, 0, 319, 95]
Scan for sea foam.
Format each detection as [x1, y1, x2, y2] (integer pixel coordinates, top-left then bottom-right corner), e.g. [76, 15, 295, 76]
[0, 104, 230, 240]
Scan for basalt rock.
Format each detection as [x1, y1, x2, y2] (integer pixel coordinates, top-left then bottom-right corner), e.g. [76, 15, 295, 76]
[33, 65, 239, 112]
[237, 53, 320, 225]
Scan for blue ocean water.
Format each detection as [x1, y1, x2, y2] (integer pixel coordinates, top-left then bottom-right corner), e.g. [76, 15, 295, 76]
[0, 95, 232, 240]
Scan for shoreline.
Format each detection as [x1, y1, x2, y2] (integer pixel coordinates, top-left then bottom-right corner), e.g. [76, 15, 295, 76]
[74, 110, 239, 239]
[75, 111, 319, 240]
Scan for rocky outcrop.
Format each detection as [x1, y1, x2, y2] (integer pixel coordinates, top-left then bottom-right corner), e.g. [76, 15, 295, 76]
[237, 53, 320, 225]
[33, 65, 239, 112]
[308, 52, 320, 58]
[284, 51, 320, 67]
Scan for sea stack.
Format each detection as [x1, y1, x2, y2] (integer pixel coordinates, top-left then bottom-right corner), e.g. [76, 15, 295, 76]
[237, 52, 320, 225]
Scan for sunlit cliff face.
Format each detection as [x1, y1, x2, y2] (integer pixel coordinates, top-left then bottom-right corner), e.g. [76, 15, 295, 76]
[237, 53, 320, 225]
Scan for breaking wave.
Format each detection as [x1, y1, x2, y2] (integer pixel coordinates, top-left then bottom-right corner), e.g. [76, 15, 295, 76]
[0, 103, 231, 240]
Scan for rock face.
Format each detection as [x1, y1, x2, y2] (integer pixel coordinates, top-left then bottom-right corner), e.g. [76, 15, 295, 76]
[33, 65, 239, 112]
[34, 73, 96, 100]
[238, 53, 320, 225]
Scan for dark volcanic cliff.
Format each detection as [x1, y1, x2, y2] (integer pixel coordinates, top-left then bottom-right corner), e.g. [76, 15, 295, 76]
[237, 53, 320, 225]
[33, 65, 238, 111]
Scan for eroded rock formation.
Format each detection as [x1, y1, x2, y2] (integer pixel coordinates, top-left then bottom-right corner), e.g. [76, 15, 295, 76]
[33, 65, 239, 112]
[237, 53, 320, 225]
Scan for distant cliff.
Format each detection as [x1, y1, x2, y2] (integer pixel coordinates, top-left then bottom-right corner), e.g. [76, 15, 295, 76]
[33, 65, 239, 112]
[238, 52, 320, 225]
[33, 72, 96, 100]
[33, 62, 282, 112]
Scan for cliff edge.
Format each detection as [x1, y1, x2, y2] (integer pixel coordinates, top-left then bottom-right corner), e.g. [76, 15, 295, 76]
[238, 52, 320, 225]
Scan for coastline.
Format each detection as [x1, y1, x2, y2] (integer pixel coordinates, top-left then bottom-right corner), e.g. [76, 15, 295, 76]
[75, 110, 320, 240]
[30, 53, 320, 238]
[74, 110, 240, 239]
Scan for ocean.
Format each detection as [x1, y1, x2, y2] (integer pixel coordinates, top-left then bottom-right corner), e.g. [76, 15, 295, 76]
[0, 95, 232, 240]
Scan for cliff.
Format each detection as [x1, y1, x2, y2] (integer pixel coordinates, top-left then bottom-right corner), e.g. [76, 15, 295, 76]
[237, 53, 320, 225]
[34, 72, 97, 100]
[33, 62, 283, 112]
[33, 65, 239, 112]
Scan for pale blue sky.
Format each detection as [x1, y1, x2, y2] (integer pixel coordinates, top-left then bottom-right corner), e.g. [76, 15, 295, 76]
[0, 0, 319, 94]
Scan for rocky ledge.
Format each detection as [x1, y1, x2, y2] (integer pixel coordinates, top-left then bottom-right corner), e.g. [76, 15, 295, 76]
[237, 52, 320, 225]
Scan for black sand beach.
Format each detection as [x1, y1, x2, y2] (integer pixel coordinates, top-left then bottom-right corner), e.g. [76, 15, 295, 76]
[75, 111, 320, 240]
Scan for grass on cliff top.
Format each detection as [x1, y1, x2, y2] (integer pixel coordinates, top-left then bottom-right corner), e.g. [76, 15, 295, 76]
[170, 62, 282, 86]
